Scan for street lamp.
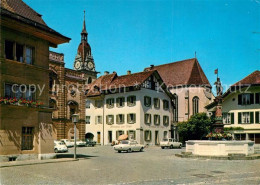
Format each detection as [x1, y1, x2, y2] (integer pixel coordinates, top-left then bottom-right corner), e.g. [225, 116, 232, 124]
[72, 114, 79, 159]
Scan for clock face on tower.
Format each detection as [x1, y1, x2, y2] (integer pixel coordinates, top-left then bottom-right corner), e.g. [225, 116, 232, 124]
[88, 61, 94, 70]
[75, 61, 81, 70]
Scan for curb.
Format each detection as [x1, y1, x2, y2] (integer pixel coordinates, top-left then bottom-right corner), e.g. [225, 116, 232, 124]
[175, 153, 260, 160]
[0, 158, 79, 168]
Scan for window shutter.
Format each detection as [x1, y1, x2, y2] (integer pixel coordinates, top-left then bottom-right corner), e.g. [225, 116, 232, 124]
[133, 96, 136, 105]
[127, 114, 130, 123]
[106, 115, 108, 124]
[116, 115, 119, 124]
[133, 114, 136, 123]
[127, 97, 130, 106]
[112, 115, 114, 124]
[95, 116, 98, 124]
[238, 112, 242, 124]
[250, 94, 254, 104]
[255, 93, 260, 104]
[231, 113, 234, 124]
[122, 115, 125, 123]
[256, 112, 259, 123]
[238, 94, 242, 105]
[250, 112, 254, 124]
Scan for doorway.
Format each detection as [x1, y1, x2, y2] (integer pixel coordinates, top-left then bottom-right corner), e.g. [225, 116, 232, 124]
[97, 132, 101, 144]
[155, 131, 159, 145]
[108, 131, 112, 143]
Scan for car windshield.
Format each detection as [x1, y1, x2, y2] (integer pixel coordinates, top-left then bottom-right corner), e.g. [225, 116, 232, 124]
[163, 138, 168, 141]
[58, 142, 65, 145]
[121, 140, 129, 144]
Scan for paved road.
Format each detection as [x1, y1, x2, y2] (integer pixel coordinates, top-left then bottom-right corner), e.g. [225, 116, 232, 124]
[1, 146, 260, 185]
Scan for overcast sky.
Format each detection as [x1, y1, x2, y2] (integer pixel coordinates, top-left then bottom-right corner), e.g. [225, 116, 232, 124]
[25, 0, 260, 93]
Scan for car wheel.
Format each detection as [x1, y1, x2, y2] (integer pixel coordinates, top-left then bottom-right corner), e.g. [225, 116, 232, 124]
[161, 146, 165, 149]
[140, 147, 144, 152]
[118, 151, 121, 153]
[170, 145, 173, 149]
[54, 148, 58, 153]
[127, 148, 132, 153]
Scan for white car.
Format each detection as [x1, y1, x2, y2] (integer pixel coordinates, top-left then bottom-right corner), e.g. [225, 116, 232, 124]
[60, 139, 74, 147]
[113, 140, 144, 153]
[71, 139, 86, 147]
[160, 138, 182, 149]
[54, 141, 68, 153]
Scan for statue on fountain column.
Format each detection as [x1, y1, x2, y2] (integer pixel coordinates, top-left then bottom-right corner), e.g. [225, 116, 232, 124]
[213, 76, 224, 132]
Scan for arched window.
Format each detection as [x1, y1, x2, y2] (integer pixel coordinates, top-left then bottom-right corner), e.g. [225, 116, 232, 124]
[173, 94, 178, 122]
[88, 77, 92, 84]
[192, 96, 199, 115]
[68, 100, 79, 119]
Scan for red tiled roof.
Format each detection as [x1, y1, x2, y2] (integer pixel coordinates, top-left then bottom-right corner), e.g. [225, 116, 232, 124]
[144, 58, 211, 87]
[232, 70, 260, 86]
[1, 0, 46, 25]
[86, 71, 156, 97]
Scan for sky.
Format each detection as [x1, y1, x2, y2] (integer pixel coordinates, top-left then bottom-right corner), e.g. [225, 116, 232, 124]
[24, 0, 260, 93]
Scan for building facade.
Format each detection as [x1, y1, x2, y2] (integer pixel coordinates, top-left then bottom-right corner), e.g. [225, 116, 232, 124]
[85, 71, 173, 145]
[221, 71, 260, 145]
[0, 0, 69, 161]
[145, 58, 214, 138]
[49, 13, 97, 141]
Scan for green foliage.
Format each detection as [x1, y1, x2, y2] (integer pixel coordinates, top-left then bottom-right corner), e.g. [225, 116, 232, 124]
[177, 113, 213, 143]
[224, 127, 244, 131]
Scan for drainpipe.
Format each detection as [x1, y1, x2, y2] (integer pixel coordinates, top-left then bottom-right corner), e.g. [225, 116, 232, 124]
[102, 98, 105, 145]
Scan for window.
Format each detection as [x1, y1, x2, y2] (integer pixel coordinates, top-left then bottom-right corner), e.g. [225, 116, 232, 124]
[127, 113, 136, 124]
[4, 84, 35, 100]
[95, 100, 103, 108]
[16, 43, 24, 62]
[163, 116, 169, 126]
[238, 94, 254, 105]
[21, 127, 34, 150]
[116, 97, 125, 107]
[116, 114, 125, 124]
[238, 112, 254, 124]
[69, 108, 75, 119]
[163, 131, 168, 139]
[106, 98, 114, 108]
[256, 111, 260, 124]
[26, 46, 33, 64]
[127, 96, 136, 107]
[116, 130, 124, 139]
[106, 115, 114, 125]
[173, 94, 178, 122]
[144, 113, 151, 124]
[127, 130, 136, 140]
[154, 115, 160, 125]
[144, 130, 152, 141]
[192, 96, 199, 115]
[154, 98, 160, 109]
[144, 96, 151, 107]
[86, 100, 91, 108]
[95, 116, 103, 124]
[5, 40, 14, 60]
[86, 116, 90, 124]
[223, 113, 234, 124]
[234, 134, 246, 140]
[256, 93, 260, 104]
[163, 100, 169, 110]
[88, 77, 92, 84]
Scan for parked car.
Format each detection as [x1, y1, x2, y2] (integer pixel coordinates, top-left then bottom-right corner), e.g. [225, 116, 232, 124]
[54, 141, 68, 153]
[113, 140, 144, 153]
[71, 140, 86, 147]
[160, 138, 182, 149]
[60, 139, 74, 147]
[85, 139, 96, 147]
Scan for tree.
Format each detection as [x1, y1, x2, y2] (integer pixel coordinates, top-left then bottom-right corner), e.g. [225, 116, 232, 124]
[177, 113, 212, 143]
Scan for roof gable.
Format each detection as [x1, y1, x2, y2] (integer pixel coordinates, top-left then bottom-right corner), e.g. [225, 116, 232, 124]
[145, 58, 211, 88]
[232, 70, 260, 86]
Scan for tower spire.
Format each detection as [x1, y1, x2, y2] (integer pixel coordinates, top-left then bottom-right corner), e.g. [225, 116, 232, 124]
[81, 10, 88, 40]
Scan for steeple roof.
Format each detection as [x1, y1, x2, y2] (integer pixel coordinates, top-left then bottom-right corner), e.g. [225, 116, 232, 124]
[81, 10, 87, 35]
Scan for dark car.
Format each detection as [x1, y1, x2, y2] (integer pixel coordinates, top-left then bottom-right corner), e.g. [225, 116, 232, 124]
[85, 139, 96, 147]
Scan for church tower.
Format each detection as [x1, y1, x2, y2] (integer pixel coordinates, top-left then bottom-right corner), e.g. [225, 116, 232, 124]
[74, 11, 96, 74]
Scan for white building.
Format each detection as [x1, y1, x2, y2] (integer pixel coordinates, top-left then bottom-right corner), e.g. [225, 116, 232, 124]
[85, 70, 173, 146]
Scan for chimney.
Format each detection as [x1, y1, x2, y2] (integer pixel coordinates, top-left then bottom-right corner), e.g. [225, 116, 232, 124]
[127, 70, 131, 75]
[104, 71, 109, 75]
[150, 64, 154, 69]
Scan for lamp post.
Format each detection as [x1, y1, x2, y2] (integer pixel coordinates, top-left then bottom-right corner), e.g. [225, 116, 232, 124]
[72, 114, 79, 159]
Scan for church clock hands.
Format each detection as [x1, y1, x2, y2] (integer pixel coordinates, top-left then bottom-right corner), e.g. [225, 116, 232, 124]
[87, 61, 94, 70]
